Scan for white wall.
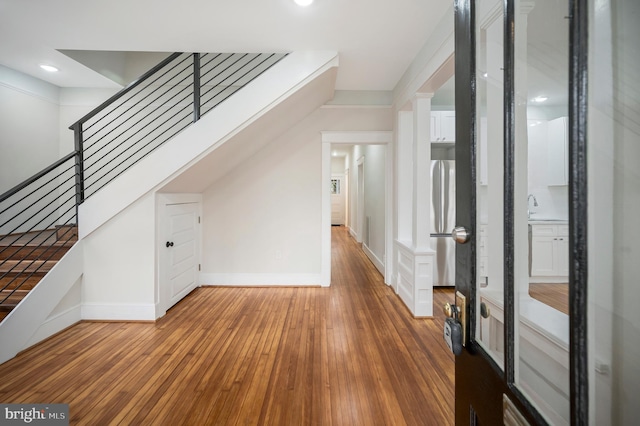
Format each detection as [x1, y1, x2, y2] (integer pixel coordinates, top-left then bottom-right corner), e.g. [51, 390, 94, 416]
[331, 156, 346, 174]
[349, 144, 386, 270]
[0, 65, 60, 192]
[58, 88, 119, 154]
[81, 193, 156, 319]
[0, 66, 125, 192]
[200, 106, 391, 285]
[0, 67, 117, 235]
[202, 123, 321, 282]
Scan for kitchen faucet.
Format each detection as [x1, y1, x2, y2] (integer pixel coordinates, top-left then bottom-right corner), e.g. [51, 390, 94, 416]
[527, 194, 539, 219]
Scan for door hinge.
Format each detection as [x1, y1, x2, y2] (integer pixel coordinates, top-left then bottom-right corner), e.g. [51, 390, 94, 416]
[198, 264, 201, 271]
[198, 216, 201, 224]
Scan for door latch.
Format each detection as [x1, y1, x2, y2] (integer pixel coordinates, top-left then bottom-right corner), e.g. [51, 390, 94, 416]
[443, 291, 467, 356]
[444, 316, 463, 356]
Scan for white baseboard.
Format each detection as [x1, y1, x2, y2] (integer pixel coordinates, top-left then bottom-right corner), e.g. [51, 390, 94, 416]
[362, 243, 385, 275]
[25, 305, 82, 349]
[81, 303, 156, 321]
[199, 273, 322, 286]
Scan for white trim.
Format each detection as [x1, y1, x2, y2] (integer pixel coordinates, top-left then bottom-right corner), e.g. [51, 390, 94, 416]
[349, 226, 358, 240]
[0, 65, 60, 105]
[0, 81, 60, 105]
[362, 243, 385, 275]
[320, 104, 392, 110]
[24, 305, 82, 348]
[321, 130, 393, 288]
[155, 193, 203, 314]
[321, 142, 331, 287]
[321, 131, 393, 144]
[81, 303, 157, 321]
[200, 273, 322, 286]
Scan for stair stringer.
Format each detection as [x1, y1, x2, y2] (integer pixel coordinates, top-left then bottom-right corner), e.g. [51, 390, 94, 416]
[0, 242, 83, 365]
[78, 50, 339, 239]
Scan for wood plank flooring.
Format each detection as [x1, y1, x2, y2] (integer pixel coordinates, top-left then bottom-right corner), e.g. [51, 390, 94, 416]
[0, 226, 455, 425]
[529, 282, 569, 315]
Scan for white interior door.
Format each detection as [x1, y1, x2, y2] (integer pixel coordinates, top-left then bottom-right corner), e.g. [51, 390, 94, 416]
[331, 175, 345, 225]
[163, 202, 200, 311]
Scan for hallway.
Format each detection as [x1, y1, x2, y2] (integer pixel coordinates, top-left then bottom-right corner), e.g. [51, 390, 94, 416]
[0, 226, 454, 425]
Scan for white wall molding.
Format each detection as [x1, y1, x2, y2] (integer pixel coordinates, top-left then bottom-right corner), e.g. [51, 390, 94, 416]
[25, 304, 82, 349]
[200, 273, 322, 287]
[0, 65, 60, 105]
[395, 240, 435, 317]
[81, 303, 157, 321]
[362, 243, 384, 275]
[321, 131, 393, 144]
[392, 6, 455, 109]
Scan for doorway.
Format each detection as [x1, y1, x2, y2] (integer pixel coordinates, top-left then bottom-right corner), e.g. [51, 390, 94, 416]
[320, 131, 393, 287]
[157, 194, 202, 316]
[331, 176, 346, 226]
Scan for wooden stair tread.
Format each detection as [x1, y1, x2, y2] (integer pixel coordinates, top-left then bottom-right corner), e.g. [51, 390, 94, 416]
[0, 228, 75, 322]
[0, 259, 58, 274]
[0, 304, 18, 312]
[0, 240, 75, 249]
[0, 244, 72, 261]
[0, 290, 30, 315]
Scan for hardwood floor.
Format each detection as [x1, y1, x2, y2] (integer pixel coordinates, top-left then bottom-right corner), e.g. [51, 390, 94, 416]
[0, 226, 455, 425]
[529, 283, 569, 315]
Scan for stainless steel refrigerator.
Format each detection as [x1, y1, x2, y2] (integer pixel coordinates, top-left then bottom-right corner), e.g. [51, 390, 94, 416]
[430, 160, 456, 286]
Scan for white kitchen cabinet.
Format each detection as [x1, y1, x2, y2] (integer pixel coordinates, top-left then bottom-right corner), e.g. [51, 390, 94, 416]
[556, 236, 569, 276]
[547, 116, 568, 186]
[431, 111, 456, 143]
[530, 223, 569, 281]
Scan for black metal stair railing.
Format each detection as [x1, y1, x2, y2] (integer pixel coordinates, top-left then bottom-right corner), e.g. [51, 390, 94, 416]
[0, 51, 287, 314]
[0, 155, 78, 310]
[70, 52, 287, 202]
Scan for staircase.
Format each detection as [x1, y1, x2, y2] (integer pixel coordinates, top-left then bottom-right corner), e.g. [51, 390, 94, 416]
[0, 49, 339, 364]
[0, 226, 77, 321]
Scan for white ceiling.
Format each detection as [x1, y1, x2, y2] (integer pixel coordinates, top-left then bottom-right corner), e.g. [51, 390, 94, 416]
[0, 0, 450, 91]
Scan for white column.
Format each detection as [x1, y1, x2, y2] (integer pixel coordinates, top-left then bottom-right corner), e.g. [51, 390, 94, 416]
[412, 94, 433, 251]
[394, 95, 436, 317]
[396, 110, 413, 243]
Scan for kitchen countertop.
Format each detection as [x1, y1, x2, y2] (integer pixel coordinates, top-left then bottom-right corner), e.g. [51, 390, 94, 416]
[528, 218, 568, 225]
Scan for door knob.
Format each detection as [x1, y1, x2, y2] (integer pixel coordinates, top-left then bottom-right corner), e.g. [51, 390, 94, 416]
[480, 302, 491, 318]
[451, 226, 471, 244]
[166, 241, 174, 247]
[443, 302, 460, 318]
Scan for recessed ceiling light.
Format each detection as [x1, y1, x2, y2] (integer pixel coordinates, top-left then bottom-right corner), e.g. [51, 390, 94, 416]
[532, 96, 548, 103]
[294, 0, 313, 6]
[40, 64, 59, 73]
